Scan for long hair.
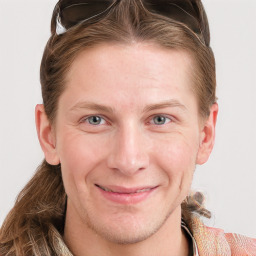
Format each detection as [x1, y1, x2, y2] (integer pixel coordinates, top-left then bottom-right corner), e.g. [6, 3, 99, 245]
[0, 0, 215, 255]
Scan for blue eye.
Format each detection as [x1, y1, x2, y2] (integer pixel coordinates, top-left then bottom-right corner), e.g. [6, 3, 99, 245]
[85, 116, 106, 125]
[151, 115, 171, 125]
[82, 115, 171, 126]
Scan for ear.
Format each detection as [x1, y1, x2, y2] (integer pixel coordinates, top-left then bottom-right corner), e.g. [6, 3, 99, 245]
[35, 104, 60, 165]
[196, 103, 218, 165]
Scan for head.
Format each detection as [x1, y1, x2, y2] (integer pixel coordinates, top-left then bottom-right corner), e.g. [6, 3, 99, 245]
[37, 0, 217, 245]
[0, 0, 218, 254]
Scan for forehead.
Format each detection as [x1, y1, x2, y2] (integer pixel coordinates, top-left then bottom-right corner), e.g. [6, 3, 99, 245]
[61, 42, 196, 112]
[68, 42, 193, 74]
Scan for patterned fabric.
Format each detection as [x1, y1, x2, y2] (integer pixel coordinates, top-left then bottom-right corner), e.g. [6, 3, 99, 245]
[187, 215, 256, 256]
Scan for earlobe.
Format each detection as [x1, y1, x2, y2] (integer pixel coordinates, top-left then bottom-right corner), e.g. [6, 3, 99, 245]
[35, 104, 60, 165]
[196, 103, 218, 165]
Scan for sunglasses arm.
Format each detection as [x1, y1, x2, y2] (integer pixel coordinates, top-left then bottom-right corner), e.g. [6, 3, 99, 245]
[56, 13, 67, 35]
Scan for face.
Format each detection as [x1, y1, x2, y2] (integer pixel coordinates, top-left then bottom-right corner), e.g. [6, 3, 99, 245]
[38, 42, 216, 244]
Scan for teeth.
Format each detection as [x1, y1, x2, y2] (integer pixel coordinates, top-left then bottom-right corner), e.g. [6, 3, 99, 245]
[99, 185, 113, 192]
[135, 188, 151, 193]
[98, 185, 152, 194]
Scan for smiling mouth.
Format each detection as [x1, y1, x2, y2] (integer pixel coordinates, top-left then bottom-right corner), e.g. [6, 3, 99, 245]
[95, 184, 156, 194]
[95, 184, 158, 204]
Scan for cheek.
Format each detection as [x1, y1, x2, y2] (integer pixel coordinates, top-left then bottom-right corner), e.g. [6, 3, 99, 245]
[154, 134, 199, 184]
[56, 130, 107, 193]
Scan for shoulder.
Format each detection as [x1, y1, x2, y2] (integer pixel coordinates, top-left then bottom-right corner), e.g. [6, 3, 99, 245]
[189, 215, 256, 255]
[224, 232, 256, 255]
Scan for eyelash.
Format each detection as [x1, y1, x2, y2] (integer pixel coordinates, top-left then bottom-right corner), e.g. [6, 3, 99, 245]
[80, 115, 173, 127]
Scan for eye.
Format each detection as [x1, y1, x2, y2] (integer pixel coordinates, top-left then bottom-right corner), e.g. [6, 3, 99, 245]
[150, 115, 172, 125]
[83, 116, 106, 125]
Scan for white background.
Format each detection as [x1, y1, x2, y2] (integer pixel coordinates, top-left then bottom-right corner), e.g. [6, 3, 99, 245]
[0, 0, 255, 237]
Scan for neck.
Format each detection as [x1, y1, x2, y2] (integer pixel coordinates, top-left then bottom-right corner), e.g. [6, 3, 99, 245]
[64, 203, 190, 256]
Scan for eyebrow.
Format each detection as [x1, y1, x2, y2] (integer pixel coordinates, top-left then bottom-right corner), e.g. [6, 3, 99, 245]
[69, 99, 187, 113]
[143, 99, 187, 113]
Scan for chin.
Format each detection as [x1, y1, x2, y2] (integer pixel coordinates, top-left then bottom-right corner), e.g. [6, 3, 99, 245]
[89, 222, 158, 245]
[85, 209, 173, 245]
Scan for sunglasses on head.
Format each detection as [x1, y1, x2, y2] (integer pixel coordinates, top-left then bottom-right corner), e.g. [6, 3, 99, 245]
[55, 0, 207, 45]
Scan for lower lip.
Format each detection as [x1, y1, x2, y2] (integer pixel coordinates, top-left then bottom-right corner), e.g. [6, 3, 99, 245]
[96, 186, 157, 205]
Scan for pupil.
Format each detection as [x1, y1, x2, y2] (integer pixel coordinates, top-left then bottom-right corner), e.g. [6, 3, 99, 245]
[90, 116, 101, 125]
[154, 116, 165, 125]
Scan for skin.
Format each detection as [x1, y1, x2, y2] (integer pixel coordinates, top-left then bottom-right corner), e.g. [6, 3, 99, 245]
[36, 42, 218, 256]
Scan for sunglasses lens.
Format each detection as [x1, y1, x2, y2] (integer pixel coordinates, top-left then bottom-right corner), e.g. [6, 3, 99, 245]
[60, 1, 113, 29]
[57, 0, 203, 42]
[143, 0, 201, 34]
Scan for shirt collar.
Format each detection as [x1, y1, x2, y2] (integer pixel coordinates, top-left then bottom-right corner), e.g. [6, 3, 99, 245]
[181, 219, 199, 256]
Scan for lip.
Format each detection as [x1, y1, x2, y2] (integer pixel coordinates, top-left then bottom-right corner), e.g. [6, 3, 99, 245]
[95, 184, 158, 205]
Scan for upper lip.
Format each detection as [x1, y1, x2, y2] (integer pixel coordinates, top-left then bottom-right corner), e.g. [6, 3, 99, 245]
[95, 184, 158, 193]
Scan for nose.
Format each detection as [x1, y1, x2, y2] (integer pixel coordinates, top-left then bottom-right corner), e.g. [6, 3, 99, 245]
[107, 122, 149, 176]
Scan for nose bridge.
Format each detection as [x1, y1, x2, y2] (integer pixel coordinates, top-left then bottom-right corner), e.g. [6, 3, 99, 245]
[107, 120, 149, 175]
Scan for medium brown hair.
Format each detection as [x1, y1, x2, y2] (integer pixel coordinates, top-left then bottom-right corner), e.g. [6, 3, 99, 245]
[0, 0, 216, 255]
